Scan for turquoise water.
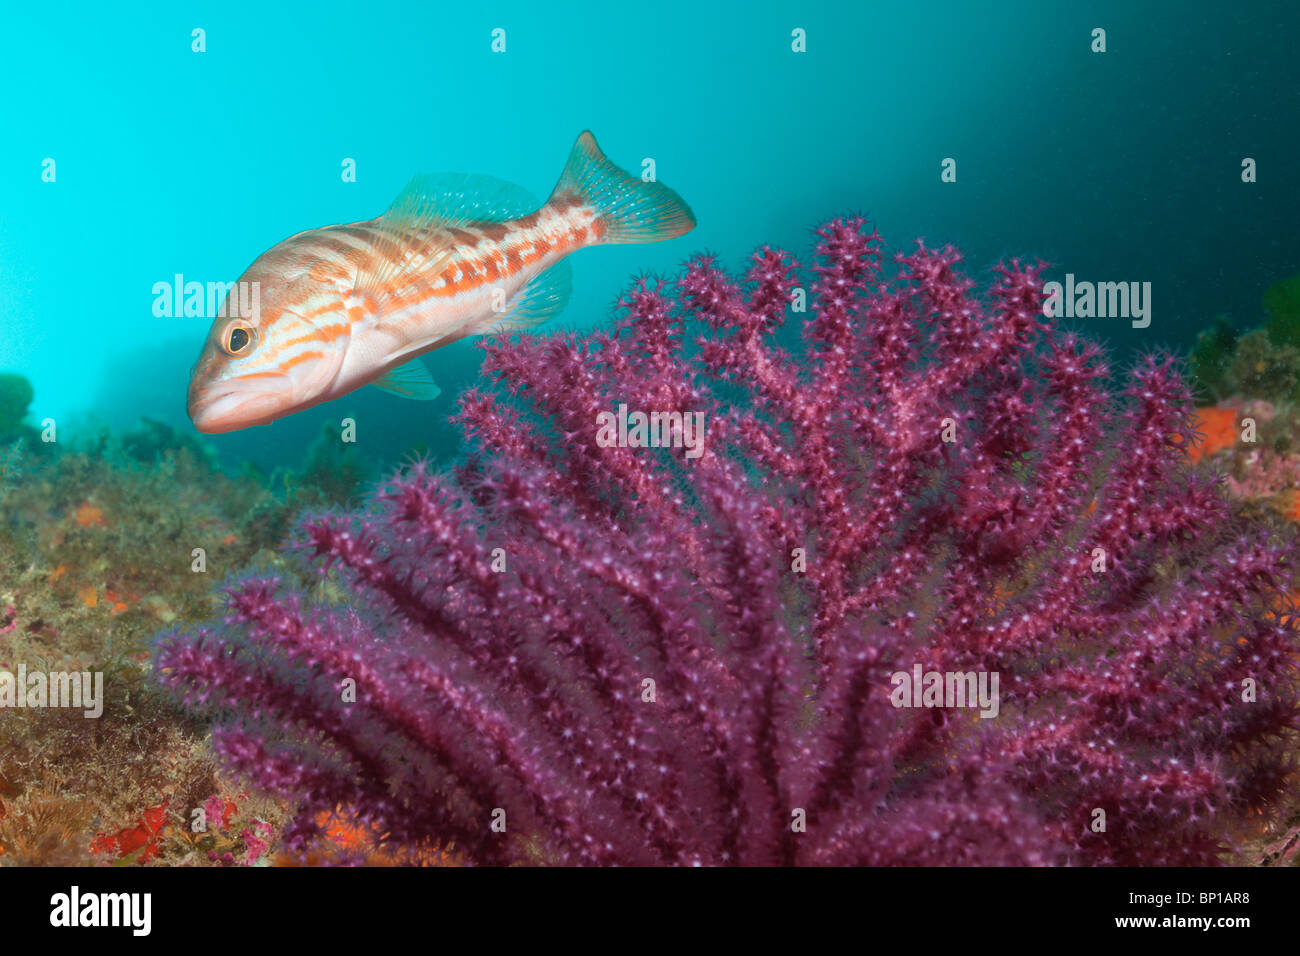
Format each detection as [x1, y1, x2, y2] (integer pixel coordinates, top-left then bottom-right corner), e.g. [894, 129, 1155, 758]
[2, 0, 1296, 471]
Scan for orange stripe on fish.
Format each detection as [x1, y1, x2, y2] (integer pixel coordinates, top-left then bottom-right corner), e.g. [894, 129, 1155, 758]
[278, 350, 325, 372]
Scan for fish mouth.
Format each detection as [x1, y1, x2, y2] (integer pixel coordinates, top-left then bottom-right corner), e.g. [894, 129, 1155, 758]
[188, 374, 292, 434]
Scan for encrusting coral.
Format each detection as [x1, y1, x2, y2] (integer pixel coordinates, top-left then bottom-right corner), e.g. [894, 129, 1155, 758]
[155, 219, 1300, 866]
[1186, 273, 1300, 524]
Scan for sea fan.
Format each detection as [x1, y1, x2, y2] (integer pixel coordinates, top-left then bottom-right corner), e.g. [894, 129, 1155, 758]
[155, 219, 1300, 865]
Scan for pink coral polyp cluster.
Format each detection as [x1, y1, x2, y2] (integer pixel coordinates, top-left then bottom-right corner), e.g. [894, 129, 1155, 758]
[155, 218, 1299, 866]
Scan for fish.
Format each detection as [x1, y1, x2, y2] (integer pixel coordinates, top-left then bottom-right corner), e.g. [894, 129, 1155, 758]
[186, 131, 696, 433]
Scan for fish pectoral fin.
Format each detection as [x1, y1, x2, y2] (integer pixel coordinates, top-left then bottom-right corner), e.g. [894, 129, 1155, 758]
[371, 359, 442, 400]
[476, 259, 573, 335]
[357, 172, 541, 301]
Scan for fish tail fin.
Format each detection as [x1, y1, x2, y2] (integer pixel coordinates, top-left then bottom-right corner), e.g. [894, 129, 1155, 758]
[550, 131, 696, 244]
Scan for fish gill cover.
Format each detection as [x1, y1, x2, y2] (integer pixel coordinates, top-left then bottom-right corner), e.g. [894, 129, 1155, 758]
[153, 219, 1300, 866]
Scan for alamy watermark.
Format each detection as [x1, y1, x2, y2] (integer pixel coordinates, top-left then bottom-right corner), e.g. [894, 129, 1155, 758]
[152, 274, 261, 322]
[1042, 274, 1151, 329]
[50, 886, 150, 936]
[595, 404, 707, 459]
[0, 665, 104, 718]
[889, 664, 1000, 719]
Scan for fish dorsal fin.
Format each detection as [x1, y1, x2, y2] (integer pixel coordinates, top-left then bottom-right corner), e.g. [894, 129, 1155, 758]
[477, 259, 573, 335]
[402, 172, 540, 225]
[356, 173, 541, 300]
[371, 358, 441, 400]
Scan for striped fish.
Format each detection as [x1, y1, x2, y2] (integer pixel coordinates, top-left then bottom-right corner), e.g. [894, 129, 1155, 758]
[187, 131, 695, 433]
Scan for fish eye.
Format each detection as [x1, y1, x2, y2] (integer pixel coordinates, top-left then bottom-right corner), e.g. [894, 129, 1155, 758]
[220, 321, 255, 356]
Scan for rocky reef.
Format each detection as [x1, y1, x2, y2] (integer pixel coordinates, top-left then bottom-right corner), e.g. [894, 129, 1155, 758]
[0, 399, 375, 865]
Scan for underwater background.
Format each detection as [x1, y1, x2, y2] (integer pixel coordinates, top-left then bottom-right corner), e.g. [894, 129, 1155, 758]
[2, 0, 1297, 474]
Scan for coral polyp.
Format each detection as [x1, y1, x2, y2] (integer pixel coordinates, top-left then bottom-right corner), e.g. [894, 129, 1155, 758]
[155, 219, 1300, 865]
